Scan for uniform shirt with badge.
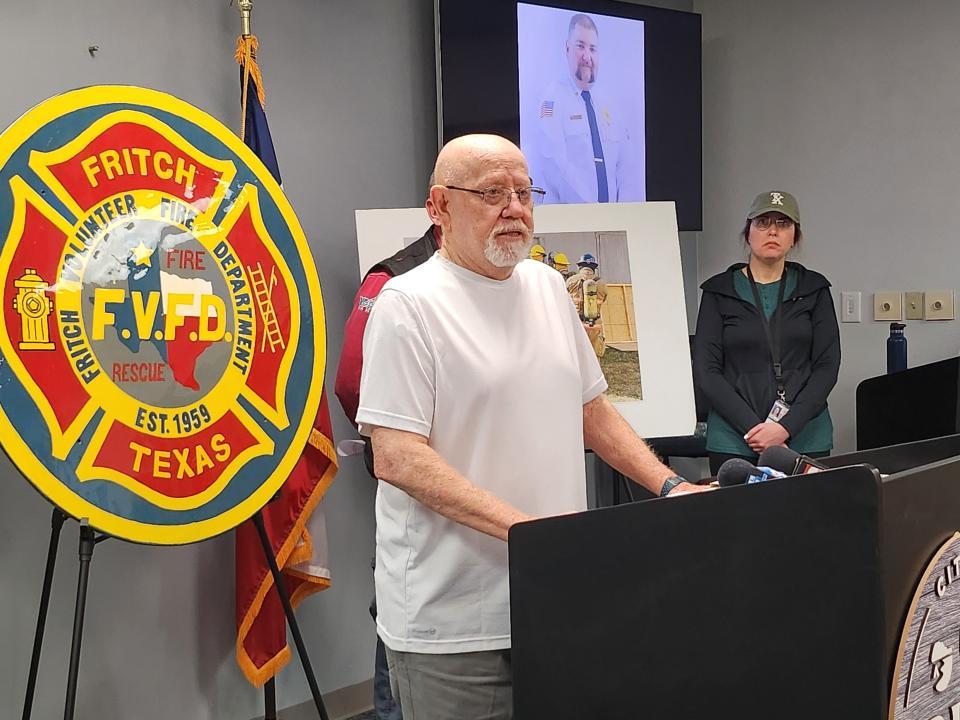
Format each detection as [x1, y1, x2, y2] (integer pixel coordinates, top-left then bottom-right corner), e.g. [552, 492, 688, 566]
[356, 254, 607, 654]
[528, 74, 642, 204]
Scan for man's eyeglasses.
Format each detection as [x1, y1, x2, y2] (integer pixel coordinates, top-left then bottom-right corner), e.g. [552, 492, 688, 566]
[445, 185, 546, 208]
[752, 216, 795, 231]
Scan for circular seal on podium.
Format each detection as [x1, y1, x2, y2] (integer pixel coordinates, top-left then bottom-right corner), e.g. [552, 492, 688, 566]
[0, 86, 325, 544]
[891, 532, 960, 719]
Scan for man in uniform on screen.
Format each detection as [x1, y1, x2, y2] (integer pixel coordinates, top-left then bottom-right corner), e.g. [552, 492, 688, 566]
[529, 13, 642, 204]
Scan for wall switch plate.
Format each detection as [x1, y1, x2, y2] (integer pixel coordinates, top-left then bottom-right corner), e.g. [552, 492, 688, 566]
[905, 291, 925, 320]
[926, 290, 955, 321]
[874, 292, 903, 321]
[840, 291, 861, 322]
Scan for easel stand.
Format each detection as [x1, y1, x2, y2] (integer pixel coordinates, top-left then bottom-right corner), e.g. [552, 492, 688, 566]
[21, 508, 329, 720]
[22, 507, 67, 720]
[250, 512, 330, 720]
[21, 507, 107, 720]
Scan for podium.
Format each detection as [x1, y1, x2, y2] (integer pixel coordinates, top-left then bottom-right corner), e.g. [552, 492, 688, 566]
[856, 357, 960, 449]
[509, 435, 960, 719]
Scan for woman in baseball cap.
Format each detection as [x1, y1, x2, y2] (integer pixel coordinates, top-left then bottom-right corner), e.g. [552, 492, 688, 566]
[693, 190, 841, 475]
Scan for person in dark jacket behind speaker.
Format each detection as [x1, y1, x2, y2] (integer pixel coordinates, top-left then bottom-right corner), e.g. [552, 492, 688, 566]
[693, 190, 840, 476]
[334, 225, 440, 720]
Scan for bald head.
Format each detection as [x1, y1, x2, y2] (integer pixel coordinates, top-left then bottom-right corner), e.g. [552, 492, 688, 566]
[433, 134, 529, 188]
[426, 134, 535, 281]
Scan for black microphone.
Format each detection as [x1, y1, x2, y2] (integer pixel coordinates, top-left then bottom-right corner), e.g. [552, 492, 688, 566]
[716, 458, 785, 487]
[758, 445, 828, 476]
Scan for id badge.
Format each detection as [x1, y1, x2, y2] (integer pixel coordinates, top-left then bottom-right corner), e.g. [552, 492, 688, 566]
[766, 399, 790, 422]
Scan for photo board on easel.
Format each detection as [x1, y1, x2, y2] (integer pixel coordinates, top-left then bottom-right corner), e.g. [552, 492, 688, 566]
[354, 202, 695, 439]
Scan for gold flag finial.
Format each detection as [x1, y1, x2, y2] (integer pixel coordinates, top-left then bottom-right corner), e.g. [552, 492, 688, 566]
[237, 0, 253, 37]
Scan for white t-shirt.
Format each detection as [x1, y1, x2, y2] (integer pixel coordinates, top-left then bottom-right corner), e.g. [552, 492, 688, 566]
[356, 253, 606, 654]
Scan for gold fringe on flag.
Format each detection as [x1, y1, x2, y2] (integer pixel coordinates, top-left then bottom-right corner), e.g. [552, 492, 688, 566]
[235, 35, 266, 142]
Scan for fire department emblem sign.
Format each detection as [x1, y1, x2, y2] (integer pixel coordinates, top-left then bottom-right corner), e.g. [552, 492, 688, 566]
[0, 86, 324, 544]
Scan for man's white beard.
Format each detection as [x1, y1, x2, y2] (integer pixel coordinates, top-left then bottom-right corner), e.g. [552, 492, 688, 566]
[484, 232, 532, 268]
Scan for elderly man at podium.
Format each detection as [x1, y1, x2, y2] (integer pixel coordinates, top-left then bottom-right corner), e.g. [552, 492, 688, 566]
[356, 134, 705, 719]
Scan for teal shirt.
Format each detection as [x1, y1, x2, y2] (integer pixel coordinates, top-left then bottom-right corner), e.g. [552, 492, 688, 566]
[706, 268, 834, 456]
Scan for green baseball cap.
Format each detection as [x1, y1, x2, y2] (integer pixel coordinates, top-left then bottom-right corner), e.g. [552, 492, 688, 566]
[747, 190, 800, 224]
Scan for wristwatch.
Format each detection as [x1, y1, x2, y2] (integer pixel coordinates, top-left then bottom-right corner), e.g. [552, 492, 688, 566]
[659, 475, 684, 497]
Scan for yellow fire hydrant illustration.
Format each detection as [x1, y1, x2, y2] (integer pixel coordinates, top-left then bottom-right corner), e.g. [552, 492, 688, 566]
[12, 269, 55, 350]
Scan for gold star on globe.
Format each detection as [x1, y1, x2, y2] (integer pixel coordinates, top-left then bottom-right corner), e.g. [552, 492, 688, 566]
[131, 241, 153, 267]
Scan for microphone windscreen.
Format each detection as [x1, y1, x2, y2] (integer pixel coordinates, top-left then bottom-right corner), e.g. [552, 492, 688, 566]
[717, 458, 759, 487]
[758, 445, 800, 474]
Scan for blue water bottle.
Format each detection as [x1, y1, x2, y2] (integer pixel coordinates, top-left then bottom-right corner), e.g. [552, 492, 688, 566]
[887, 322, 907, 374]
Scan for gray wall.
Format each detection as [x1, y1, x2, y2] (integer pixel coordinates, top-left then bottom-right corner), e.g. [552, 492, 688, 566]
[1, 0, 436, 717]
[696, 0, 960, 452]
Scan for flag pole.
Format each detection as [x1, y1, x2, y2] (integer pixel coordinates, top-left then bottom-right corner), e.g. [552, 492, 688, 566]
[232, 0, 278, 710]
[233, 7, 330, 720]
[232, 6, 282, 717]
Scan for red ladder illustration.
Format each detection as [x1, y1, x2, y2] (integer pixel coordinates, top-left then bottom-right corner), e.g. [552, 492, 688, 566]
[248, 262, 285, 353]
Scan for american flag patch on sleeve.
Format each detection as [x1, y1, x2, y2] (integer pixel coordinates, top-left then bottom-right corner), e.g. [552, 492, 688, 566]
[540, 100, 555, 118]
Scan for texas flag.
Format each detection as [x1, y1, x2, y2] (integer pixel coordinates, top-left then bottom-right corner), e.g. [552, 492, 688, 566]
[233, 33, 338, 687]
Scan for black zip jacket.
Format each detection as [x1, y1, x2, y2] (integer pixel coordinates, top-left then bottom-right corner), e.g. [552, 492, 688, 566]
[693, 262, 841, 439]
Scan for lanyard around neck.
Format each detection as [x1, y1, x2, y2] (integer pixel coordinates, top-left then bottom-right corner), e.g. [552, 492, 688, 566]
[746, 265, 787, 400]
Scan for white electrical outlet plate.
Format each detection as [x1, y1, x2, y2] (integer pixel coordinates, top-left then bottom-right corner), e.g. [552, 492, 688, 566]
[874, 292, 903, 321]
[840, 291, 861, 322]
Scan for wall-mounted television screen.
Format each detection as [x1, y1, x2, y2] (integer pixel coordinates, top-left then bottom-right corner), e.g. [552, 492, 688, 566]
[436, 0, 702, 231]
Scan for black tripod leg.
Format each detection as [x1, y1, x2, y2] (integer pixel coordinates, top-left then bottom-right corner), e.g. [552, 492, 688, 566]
[264, 678, 277, 720]
[252, 512, 329, 720]
[63, 523, 97, 720]
[22, 508, 68, 720]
